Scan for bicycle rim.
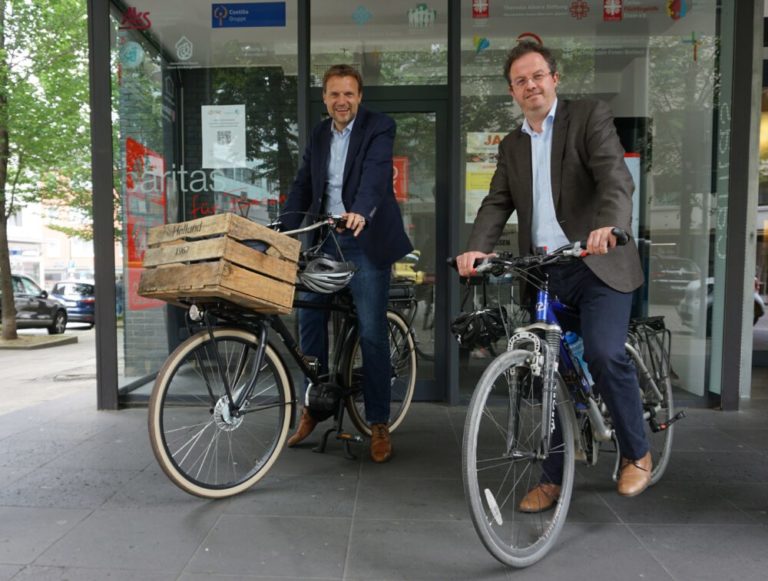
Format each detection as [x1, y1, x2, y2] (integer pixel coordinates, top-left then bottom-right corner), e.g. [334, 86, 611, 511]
[345, 310, 417, 436]
[463, 349, 575, 568]
[148, 328, 293, 498]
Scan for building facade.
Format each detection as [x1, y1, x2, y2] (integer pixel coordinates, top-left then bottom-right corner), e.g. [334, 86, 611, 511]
[87, 0, 764, 409]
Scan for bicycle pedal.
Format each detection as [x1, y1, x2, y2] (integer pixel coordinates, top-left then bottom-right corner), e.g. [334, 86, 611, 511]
[337, 432, 363, 443]
[651, 410, 686, 432]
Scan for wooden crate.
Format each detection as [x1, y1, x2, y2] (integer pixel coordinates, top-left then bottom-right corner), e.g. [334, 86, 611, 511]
[138, 213, 301, 314]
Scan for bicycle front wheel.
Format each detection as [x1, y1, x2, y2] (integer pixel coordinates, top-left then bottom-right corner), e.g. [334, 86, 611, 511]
[343, 310, 417, 436]
[148, 328, 293, 498]
[463, 349, 575, 568]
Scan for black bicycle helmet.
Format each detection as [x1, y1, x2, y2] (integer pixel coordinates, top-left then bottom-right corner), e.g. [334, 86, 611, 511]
[451, 306, 508, 348]
[297, 253, 356, 294]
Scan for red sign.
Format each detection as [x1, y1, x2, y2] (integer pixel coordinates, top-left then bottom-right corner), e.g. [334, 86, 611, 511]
[393, 157, 409, 202]
[119, 7, 151, 30]
[603, 0, 623, 21]
[125, 138, 166, 310]
[472, 0, 489, 19]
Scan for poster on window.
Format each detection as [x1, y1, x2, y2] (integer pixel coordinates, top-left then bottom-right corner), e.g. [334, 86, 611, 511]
[125, 138, 167, 310]
[202, 105, 247, 168]
[465, 132, 517, 224]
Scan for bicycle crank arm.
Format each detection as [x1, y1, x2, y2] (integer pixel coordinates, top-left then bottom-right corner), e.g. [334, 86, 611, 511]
[650, 410, 687, 433]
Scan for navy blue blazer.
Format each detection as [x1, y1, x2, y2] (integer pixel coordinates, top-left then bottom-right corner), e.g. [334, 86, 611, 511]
[281, 106, 413, 268]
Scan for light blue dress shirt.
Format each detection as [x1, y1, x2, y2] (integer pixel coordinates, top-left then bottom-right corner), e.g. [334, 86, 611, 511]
[325, 118, 356, 216]
[521, 99, 569, 253]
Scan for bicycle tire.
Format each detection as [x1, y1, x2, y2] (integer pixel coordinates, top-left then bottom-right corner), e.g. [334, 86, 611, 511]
[628, 334, 674, 484]
[343, 310, 417, 436]
[148, 328, 293, 498]
[463, 349, 575, 568]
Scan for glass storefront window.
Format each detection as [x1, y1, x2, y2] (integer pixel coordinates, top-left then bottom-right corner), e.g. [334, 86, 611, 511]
[310, 1, 448, 86]
[111, 1, 299, 392]
[459, 1, 724, 398]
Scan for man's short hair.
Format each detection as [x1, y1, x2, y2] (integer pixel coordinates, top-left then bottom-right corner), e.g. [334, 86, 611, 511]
[503, 41, 558, 85]
[322, 65, 364, 93]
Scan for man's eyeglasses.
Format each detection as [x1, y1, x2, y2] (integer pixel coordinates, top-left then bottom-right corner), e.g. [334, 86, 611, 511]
[510, 71, 553, 89]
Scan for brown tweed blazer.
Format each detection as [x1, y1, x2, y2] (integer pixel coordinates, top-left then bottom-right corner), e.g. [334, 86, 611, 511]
[466, 98, 644, 293]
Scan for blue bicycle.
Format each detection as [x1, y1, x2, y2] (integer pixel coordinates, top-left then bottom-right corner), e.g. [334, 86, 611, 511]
[456, 233, 685, 567]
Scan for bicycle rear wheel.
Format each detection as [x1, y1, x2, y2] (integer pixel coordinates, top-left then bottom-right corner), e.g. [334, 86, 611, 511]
[148, 328, 293, 498]
[463, 349, 575, 568]
[343, 310, 417, 436]
[628, 330, 674, 484]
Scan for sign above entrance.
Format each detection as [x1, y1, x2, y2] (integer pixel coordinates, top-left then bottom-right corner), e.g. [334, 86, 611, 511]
[211, 2, 286, 28]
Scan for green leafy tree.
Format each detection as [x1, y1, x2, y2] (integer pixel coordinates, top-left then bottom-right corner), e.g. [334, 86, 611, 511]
[0, 0, 90, 340]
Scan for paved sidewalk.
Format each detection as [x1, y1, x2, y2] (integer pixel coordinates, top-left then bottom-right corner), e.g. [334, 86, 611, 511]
[0, 326, 766, 580]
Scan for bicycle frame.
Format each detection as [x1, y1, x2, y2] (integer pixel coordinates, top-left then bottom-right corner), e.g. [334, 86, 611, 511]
[186, 294, 360, 419]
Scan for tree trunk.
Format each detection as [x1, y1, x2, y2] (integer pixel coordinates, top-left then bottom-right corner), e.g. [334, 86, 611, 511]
[0, 211, 16, 340]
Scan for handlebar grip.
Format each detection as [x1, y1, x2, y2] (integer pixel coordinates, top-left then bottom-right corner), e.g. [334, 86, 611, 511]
[611, 227, 630, 246]
[448, 256, 488, 271]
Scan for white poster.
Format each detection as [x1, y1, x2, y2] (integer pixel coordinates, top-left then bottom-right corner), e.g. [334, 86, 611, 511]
[202, 105, 246, 168]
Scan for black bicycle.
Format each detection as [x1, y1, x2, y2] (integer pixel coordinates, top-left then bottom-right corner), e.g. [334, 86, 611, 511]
[147, 217, 417, 498]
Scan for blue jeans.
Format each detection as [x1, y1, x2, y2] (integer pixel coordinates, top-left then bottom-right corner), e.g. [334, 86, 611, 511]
[298, 232, 392, 424]
[540, 261, 649, 485]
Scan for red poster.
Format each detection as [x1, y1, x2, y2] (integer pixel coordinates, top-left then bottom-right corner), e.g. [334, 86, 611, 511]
[393, 157, 409, 202]
[125, 137, 166, 310]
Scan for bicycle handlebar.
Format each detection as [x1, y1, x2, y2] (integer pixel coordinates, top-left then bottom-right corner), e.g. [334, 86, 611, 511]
[448, 227, 630, 277]
[270, 214, 349, 237]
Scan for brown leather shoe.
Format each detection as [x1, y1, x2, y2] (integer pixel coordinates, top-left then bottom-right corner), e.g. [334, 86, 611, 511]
[518, 483, 561, 513]
[617, 451, 652, 497]
[286, 408, 318, 447]
[370, 423, 392, 463]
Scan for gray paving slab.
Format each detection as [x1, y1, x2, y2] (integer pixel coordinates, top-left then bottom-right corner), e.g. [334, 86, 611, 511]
[224, 472, 359, 518]
[34, 508, 221, 571]
[345, 518, 512, 580]
[0, 507, 90, 565]
[0, 565, 21, 581]
[631, 524, 768, 581]
[184, 514, 351, 579]
[493, 523, 675, 581]
[599, 479, 758, 525]
[0, 467, 138, 509]
[663, 450, 768, 483]
[9, 566, 177, 580]
[720, 482, 768, 524]
[353, 476, 466, 521]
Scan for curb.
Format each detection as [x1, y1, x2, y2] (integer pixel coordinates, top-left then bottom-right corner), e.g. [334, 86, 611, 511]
[0, 335, 79, 350]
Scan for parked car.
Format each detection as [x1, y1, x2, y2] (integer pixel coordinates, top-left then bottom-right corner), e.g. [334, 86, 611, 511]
[50, 281, 95, 328]
[0, 274, 68, 334]
[677, 277, 766, 328]
[649, 255, 701, 304]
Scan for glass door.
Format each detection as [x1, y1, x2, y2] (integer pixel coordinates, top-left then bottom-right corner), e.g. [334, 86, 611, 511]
[311, 89, 448, 400]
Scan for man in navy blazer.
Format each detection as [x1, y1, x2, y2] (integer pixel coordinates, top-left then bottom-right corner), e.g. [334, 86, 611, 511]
[281, 65, 412, 463]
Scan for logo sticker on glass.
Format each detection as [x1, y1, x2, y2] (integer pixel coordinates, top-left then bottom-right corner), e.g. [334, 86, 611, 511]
[352, 5, 372, 25]
[211, 2, 286, 28]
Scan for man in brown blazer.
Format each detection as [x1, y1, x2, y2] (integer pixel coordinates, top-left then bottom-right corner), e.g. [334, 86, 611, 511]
[457, 41, 651, 511]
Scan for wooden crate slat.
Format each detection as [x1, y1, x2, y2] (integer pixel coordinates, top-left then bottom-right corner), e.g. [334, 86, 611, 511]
[138, 261, 295, 314]
[142, 237, 297, 284]
[147, 213, 300, 262]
